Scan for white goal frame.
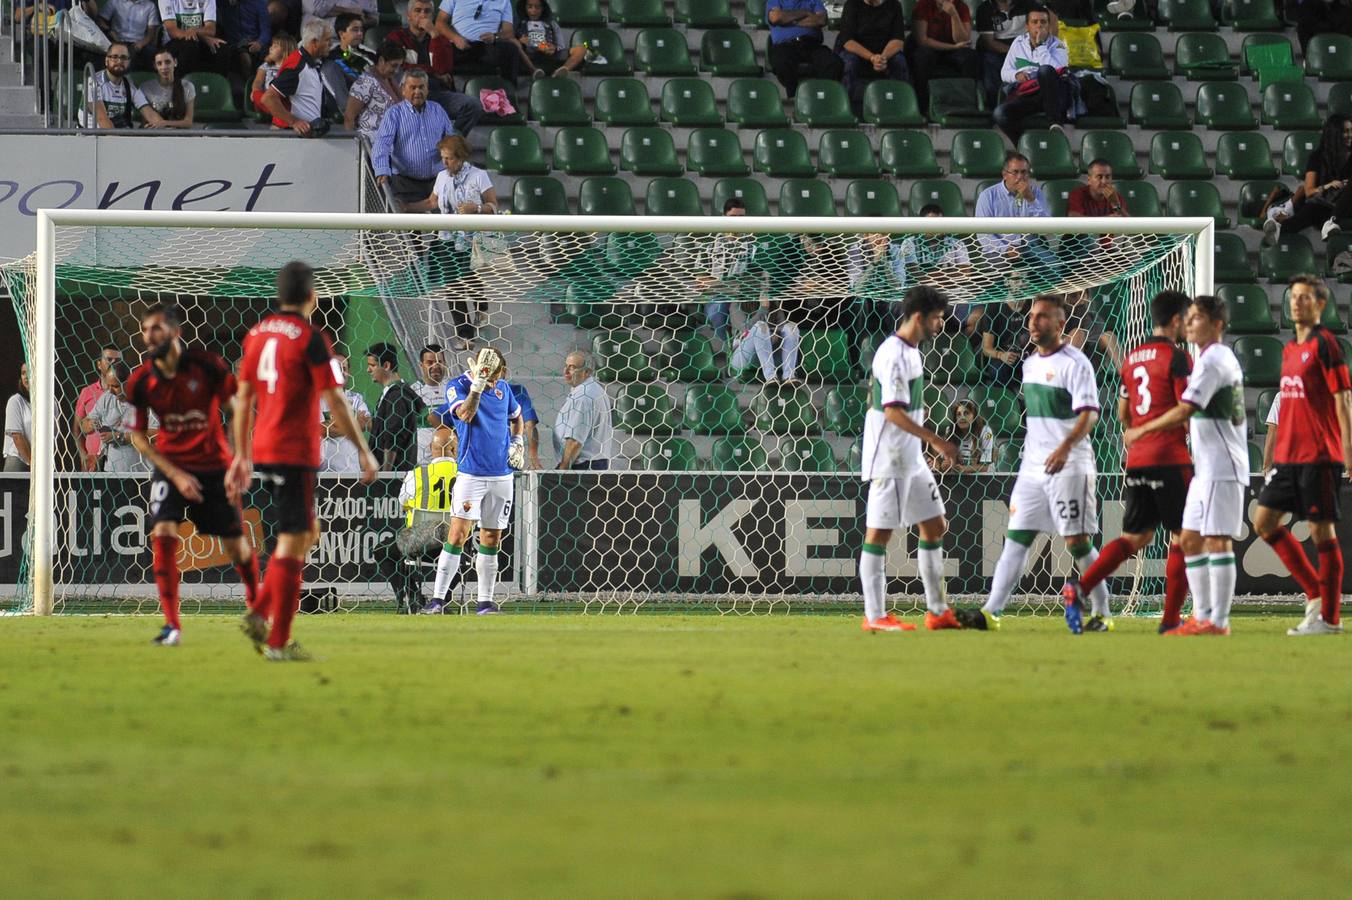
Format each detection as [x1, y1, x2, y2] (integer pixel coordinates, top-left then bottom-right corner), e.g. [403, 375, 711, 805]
[29, 209, 1215, 615]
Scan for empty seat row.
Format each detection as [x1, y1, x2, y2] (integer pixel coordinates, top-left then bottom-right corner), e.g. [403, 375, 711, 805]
[1128, 80, 1323, 130]
[636, 436, 845, 472]
[1112, 32, 1352, 81]
[552, 0, 753, 28]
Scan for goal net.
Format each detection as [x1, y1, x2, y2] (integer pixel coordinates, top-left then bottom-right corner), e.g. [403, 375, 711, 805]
[3, 211, 1213, 616]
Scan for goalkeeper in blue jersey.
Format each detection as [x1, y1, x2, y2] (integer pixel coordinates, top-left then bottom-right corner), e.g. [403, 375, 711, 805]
[426, 346, 524, 615]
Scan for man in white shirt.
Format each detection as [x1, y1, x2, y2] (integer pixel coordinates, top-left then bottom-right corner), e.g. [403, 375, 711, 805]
[319, 354, 373, 472]
[158, 0, 232, 74]
[554, 351, 614, 470]
[991, 7, 1068, 141]
[412, 343, 451, 465]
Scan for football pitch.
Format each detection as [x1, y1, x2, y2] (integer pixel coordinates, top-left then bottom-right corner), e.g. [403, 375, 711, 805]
[3, 613, 1350, 898]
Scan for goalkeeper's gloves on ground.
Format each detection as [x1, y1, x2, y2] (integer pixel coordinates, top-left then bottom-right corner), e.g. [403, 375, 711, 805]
[508, 435, 526, 470]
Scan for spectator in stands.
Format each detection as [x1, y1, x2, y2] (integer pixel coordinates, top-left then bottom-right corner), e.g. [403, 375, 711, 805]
[300, 0, 376, 35]
[1293, 0, 1352, 53]
[344, 40, 403, 141]
[932, 399, 993, 473]
[98, 0, 161, 71]
[87, 362, 152, 473]
[766, 0, 841, 98]
[90, 42, 164, 128]
[250, 31, 296, 116]
[159, 0, 232, 75]
[836, 0, 909, 116]
[974, 0, 1027, 109]
[991, 7, 1067, 141]
[975, 151, 1049, 262]
[366, 342, 425, 471]
[894, 203, 976, 331]
[4, 362, 31, 473]
[218, 0, 271, 89]
[907, 0, 978, 114]
[141, 48, 198, 127]
[514, 0, 585, 79]
[435, 0, 521, 82]
[319, 12, 373, 109]
[505, 366, 543, 469]
[320, 353, 373, 472]
[411, 343, 450, 465]
[389, 0, 484, 135]
[372, 69, 457, 206]
[1065, 288, 1123, 373]
[978, 296, 1029, 387]
[1067, 159, 1129, 217]
[1266, 113, 1352, 245]
[74, 345, 121, 472]
[730, 297, 801, 385]
[696, 197, 760, 348]
[261, 18, 332, 133]
[555, 350, 614, 470]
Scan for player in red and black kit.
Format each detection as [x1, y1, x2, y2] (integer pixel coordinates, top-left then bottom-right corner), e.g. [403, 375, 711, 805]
[1254, 274, 1352, 635]
[125, 304, 262, 646]
[1062, 290, 1194, 632]
[227, 261, 377, 661]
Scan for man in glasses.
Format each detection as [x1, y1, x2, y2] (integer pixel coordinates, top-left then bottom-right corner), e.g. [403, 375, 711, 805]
[97, 0, 162, 71]
[433, 0, 521, 83]
[89, 42, 164, 128]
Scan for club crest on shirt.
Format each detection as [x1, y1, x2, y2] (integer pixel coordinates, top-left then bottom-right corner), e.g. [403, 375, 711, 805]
[1301, 352, 1310, 362]
[494, 388, 503, 399]
[1045, 370, 1055, 381]
[463, 501, 472, 512]
[187, 379, 199, 392]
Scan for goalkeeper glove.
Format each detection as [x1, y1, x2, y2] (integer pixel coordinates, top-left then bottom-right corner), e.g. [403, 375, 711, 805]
[469, 347, 501, 393]
[508, 436, 525, 470]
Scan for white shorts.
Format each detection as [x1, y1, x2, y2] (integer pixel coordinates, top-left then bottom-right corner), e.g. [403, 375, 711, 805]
[1181, 477, 1246, 540]
[452, 473, 514, 530]
[865, 468, 946, 530]
[1007, 471, 1099, 537]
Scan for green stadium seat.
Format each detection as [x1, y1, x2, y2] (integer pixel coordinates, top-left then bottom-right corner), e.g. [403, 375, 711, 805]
[620, 127, 682, 176]
[636, 28, 696, 75]
[922, 383, 955, 436]
[1306, 34, 1352, 80]
[1108, 33, 1169, 79]
[1173, 32, 1238, 80]
[994, 439, 1022, 473]
[594, 78, 655, 125]
[1218, 283, 1278, 334]
[1258, 234, 1317, 283]
[745, 0, 766, 26]
[184, 73, 241, 122]
[1148, 132, 1212, 179]
[817, 129, 879, 177]
[563, 275, 624, 328]
[615, 383, 676, 434]
[684, 384, 745, 434]
[726, 78, 787, 127]
[923, 333, 982, 384]
[927, 77, 988, 126]
[553, 127, 615, 175]
[908, 179, 965, 217]
[1281, 285, 1347, 332]
[571, 28, 630, 75]
[529, 76, 590, 126]
[639, 437, 699, 470]
[1215, 132, 1277, 179]
[1261, 83, 1321, 130]
[1282, 131, 1319, 176]
[1018, 129, 1077, 179]
[824, 384, 869, 434]
[1246, 441, 1263, 473]
[1236, 180, 1283, 228]
[879, 130, 942, 177]
[645, 177, 704, 216]
[950, 129, 1008, 177]
[1232, 336, 1283, 386]
[686, 129, 749, 177]
[1094, 0, 1153, 30]
[1167, 182, 1230, 228]
[1226, 0, 1284, 31]
[1159, 0, 1218, 30]
[754, 128, 815, 177]
[593, 333, 654, 382]
[1194, 81, 1256, 130]
[700, 29, 761, 75]
[1214, 232, 1256, 283]
[1042, 179, 1078, 216]
[862, 80, 924, 126]
[486, 126, 549, 175]
[969, 385, 1022, 438]
[665, 333, 721, 381]
[776, 436, 838, 472]
[1252, 388, 1277, 434]
[1117, 179, 1162, 216]
[751, 384, 819, 434]
[609, 0, 669, 26]
[1331, 83, 1352, 117]
[1240, 33, 1293, 74]
[464, 76, 524, 124]
[660, 78, 721, 125]
[511, 176, 569, 214]
[713, 178, 770, 216]
[1079, 130, 1142, 177]
[676, 0, 737, 26]
[799, 329, 854, 382]
[577, 177, 635, 215]
[709, 436, 769, 471]
[1130, 82, 1190, 129]
[844, 180, 903, 217]
[553, 0, 605, 26]
[795, 79, 856, 127]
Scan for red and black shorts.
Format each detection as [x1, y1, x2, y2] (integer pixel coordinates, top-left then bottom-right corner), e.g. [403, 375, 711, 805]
[149, 467, 243, 537]
[1257, 463, 1345, 522]
[1122, 465, 1193, 534]
[255, 464, 318, 534]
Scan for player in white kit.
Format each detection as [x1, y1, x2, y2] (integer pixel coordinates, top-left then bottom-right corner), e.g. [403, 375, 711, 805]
[859, 286, 960, 632]
[1125, 295, 1248, 634]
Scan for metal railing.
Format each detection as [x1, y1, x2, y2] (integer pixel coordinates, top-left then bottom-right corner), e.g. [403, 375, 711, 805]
[2, 0, 78, 125]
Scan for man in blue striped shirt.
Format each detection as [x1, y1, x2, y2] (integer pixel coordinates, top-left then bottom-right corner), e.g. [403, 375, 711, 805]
[373, 69, 456, 206]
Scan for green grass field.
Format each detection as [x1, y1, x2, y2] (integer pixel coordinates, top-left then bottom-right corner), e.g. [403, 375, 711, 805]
[3, 613, 1350, 898]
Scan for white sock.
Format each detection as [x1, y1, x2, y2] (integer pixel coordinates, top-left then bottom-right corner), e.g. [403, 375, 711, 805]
[432, 543, 463, 601]
[1073, 545, 1112, 618]
[917, 540, 948, 614]
[476, 549, 499, 605]
[1185, 553, 1211, 622]
[984, 537, 1030, 615]
[860, 544, 886, 620]
[1208, 552, 1236, 629]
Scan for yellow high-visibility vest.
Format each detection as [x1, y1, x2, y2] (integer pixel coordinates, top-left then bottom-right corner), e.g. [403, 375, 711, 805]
[405, 458, 458, 527]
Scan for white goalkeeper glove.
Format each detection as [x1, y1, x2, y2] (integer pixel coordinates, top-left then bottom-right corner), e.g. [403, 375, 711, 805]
[469, 347, 501, 393]
[508, 435, 525, 470]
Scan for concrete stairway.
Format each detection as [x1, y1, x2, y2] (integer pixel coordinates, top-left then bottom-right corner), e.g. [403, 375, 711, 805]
[0, 35, 44, 129]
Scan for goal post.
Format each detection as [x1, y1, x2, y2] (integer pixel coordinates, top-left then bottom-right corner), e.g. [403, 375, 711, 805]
[8, 209, 1216, 616]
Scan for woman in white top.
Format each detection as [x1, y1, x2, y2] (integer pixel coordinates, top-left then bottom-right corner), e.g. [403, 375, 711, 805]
[141, 48, 197, 128]
[4, 362, 31, 473]
[87, 362, 154, 473]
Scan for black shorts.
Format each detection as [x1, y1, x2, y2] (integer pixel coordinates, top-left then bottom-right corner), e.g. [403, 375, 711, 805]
[255, 464, 318, 534]
[1257, 463, 1345, 522]
[149, 468, 243, 537]
[1122, 465, 1192, 534]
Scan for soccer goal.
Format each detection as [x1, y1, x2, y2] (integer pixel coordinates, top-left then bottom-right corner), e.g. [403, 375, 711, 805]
[2, 210, 1215, 617]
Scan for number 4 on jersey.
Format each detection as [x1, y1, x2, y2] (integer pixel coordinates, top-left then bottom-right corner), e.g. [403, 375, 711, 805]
[257, 338, 280, 394]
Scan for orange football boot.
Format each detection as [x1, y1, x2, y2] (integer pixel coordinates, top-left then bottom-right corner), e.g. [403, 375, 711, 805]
[925, 609, 963, 630]
[862, 614, 917, 632]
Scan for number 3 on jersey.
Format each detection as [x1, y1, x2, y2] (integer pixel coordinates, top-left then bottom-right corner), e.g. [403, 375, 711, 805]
[1132, 365, 1151, 416]
[257, 337, 280, 394]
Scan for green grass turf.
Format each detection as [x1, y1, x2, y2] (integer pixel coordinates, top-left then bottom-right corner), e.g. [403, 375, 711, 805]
[2, 613, 1350, 898]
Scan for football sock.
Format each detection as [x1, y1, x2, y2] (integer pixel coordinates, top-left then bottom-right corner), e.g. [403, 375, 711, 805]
[263, 556, 304, 649]
[859, 543, 886, 621]
[1264, 527, 1321, 601]
[1317, 539, 1343, 626]
[1079, 536, 1133, 595]
[152, 535, 181, 630]
[1161, 542, 1187, 629]
[984, 532, 1033, 615]
[1208, 552, 1236, 630]
[1185, 553, 1211, 623]
[432, 542, 463, 603]
[916, 539, 948, 614]
[476, 546, 499, 605]
[1070, 542, 1112, 617]
[235, 553, 261, 613]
